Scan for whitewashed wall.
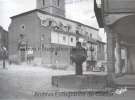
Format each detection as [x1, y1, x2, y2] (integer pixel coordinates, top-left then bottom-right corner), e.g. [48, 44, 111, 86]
[37, 12, 99, 40]
[58, 33, 69, 45]
[51, 31, 76, 46]
[51, 31, 59, 43]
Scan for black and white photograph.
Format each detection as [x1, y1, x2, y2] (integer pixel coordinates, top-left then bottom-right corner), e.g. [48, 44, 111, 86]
[0, 0, 135, 100]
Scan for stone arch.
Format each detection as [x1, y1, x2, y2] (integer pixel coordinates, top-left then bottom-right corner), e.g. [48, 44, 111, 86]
[105, 14, 134, 26]
[111, 14, 135, 74]
[111, 14, 135, 39]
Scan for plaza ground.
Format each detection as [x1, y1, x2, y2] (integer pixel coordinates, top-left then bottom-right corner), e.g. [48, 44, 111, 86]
[0, 62, 135, 100]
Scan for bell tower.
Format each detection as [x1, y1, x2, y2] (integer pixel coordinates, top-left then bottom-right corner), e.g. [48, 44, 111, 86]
[36, 0, 65, 17]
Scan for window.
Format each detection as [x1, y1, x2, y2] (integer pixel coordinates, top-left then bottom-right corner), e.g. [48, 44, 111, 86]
[54, 0, 60, 7]
[42, 44, 44, 49]
[19, 34, 24, 39]
[85, 32, 88, 36]
[76, 30, 79, 35]
[55, 51, 58, 56]
[22, 25, 25, 29]
[41, 34, 45, 41]
[67, 25, 71, 32]
[20, 24, 25, 30]
[49, 21, 52, 26]
[90, 33, 92, 38]
[63, 36, 66, 41]
[51, 32, 59, 43]
[71, 37, 73, 42]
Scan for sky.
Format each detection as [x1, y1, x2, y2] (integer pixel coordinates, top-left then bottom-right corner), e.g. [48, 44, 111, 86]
[0, 0, 106, 42]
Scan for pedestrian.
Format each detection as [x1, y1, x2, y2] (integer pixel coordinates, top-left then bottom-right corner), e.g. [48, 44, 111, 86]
[0, 46, 8, 69]
[26, 47, 34, 64]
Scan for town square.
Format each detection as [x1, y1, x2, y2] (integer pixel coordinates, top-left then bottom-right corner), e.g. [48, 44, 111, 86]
[0, 0, 135, 100]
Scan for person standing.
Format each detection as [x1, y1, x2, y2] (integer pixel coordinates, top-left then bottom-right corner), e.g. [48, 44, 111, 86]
[26, 47, 34, 64]
[0, 46, 8, 69]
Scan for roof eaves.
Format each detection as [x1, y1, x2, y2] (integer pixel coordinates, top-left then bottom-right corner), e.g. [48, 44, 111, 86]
[10, 9, 39, 19]
[10, 9, 99, 31]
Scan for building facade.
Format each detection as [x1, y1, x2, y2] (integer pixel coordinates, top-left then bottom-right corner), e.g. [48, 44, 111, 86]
[0, 26, 8, 50]
[94, 0, 135, 74]
[8, 0, 104, 66]
[0, 26, 8, 60]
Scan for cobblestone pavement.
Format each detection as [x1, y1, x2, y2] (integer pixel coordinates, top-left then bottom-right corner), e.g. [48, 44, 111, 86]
[0, 64, 135, 100]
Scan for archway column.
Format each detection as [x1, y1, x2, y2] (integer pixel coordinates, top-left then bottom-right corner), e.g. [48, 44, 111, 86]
[105, 26, 115, 74]
[124, 47, 128, 73]
[115, 33, 121, 74]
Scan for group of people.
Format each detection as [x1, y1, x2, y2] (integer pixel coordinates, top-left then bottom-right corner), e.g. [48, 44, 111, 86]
[26, 47, 34, 63]
[19, 47, 34, 64]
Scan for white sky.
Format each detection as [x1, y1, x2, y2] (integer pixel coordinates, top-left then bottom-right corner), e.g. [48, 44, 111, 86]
[0, 0, 106, 42]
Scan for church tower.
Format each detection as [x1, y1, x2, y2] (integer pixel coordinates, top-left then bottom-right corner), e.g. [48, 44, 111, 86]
[36, 0, 65, 17]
